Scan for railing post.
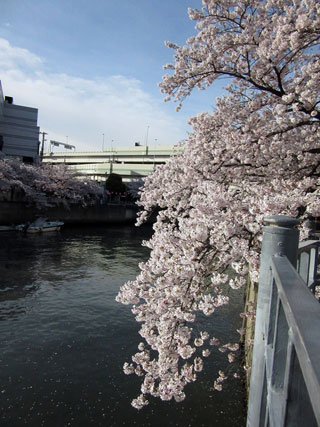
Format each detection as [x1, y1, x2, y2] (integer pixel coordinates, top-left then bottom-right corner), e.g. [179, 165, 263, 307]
[247, 216, 300, 427]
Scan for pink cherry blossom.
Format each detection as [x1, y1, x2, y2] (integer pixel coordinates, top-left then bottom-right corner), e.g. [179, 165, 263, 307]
[0, 158, 100, 208]
[117, 0, 320, 408]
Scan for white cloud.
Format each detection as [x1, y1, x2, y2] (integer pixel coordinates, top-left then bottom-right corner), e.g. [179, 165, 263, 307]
[0, 38, 188, 151]
[0, 38, 43, 71]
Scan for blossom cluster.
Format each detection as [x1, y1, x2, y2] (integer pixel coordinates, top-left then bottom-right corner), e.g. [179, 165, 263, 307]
[117, 0, 320, 408]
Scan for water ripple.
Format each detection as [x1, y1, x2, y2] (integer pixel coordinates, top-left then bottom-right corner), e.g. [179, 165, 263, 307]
[0, 225, 245, 427]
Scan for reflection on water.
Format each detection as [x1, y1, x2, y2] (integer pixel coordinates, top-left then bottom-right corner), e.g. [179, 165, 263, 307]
[0, 225, 245, 426]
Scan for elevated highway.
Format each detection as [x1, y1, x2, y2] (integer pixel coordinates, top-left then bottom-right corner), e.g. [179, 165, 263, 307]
[42, 145, 183, 182]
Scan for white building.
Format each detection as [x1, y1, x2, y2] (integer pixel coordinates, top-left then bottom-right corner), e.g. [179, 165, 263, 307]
[0, 81, 40, 163]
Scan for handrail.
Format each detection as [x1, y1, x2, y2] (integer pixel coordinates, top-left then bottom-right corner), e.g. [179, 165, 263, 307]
[297, 240, 320, 294]
[271, 255, 320, 425]
[247, 216, 320, 427]
[298, 240, 320, 253]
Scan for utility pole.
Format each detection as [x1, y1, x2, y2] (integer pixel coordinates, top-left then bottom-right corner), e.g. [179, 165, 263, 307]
[145, 125, 150, 156]
[39, 131, 47, 162]
[110, 140, 114, 175]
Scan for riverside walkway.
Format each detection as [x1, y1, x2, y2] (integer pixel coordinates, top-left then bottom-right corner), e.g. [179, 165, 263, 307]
[247, 216, 320, 427]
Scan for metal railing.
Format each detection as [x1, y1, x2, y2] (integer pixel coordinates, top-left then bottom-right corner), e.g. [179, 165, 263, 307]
[247, 216, 320, 427]
[297, 241, 320, 295]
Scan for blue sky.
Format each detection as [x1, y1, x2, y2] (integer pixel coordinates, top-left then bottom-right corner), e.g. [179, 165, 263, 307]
[0, 0, 226, 151]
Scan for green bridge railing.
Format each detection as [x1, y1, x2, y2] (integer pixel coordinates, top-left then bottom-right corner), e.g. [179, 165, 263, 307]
[247, 216, 320, 427]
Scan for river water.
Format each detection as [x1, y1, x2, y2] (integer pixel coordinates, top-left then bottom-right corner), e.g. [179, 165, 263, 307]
[0, 225, 245, 427]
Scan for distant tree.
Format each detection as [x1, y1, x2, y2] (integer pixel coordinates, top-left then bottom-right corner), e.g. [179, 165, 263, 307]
[105, 173, 127, 194]
[0, 158, 100, 208]
[116, 0, 320, 409]
[125, 178, 145, 200]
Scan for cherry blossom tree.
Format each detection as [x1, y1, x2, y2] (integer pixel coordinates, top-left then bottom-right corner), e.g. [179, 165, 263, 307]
[0, 158, 100, 208]
[117, 0, 320, 409]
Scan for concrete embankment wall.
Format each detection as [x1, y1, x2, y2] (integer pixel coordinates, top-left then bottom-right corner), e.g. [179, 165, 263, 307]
[242, 274, 259, 400]
[0, 201, 140, 225]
